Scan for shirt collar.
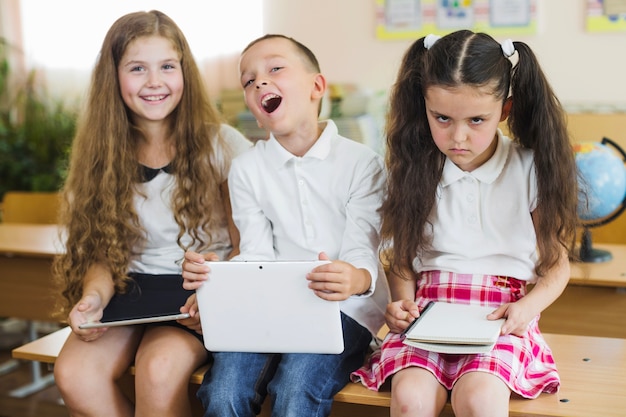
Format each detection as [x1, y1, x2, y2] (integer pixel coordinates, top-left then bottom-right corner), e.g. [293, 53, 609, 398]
[266, 120, 336, 169]
[139, 163, 173, 182]
[441, 129, 510, 187]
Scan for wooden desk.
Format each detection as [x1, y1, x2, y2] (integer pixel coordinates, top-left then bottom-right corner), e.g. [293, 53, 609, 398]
[2, 227, 625, 326]
[0, 223, 64, 321]
[570, 243, 626, 288]
[542, 243, 626, 339]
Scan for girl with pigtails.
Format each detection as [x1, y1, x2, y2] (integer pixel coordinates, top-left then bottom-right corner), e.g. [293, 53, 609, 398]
[351, 30, 578, 417]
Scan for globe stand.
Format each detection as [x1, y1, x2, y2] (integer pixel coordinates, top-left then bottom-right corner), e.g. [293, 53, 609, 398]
[578, 227, 612, 263]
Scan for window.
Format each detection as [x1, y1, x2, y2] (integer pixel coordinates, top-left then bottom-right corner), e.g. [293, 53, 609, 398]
[20, 0, 263, 70]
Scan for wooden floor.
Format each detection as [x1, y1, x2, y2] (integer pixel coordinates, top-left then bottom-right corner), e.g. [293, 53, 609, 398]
[0, 284, 624, 417]
[0, 341, 67, 417]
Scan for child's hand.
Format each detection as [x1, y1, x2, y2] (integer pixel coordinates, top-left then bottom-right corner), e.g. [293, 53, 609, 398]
[385, 300, 420, 334]
[306, 252, 370, 301]
[181, 250, 219, 290]
[68, 293, 107, 342]
[178, 293, 202, 334]
[488, 299, 536, 336]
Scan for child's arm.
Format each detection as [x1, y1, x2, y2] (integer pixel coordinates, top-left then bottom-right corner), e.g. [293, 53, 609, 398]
[488, 211, 570, 336]
[488, 251, 568, 336]
[178, 292, 202, 334]
[221, 180, 240, 260]
[306, 155, 386, 301]
[306, 252, 372, 301]
[385, 266, 420, 334]
[181, 250, 219, 290]
[227, 157, 275, 260]
[67, 263, 115, 341]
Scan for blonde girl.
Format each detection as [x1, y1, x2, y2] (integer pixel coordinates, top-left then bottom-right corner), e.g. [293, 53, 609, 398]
[52, 10, 250, 417]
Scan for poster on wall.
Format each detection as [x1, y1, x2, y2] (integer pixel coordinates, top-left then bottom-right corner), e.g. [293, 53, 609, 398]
[376, 0, 537, 40]
[586, 0, 626, 32]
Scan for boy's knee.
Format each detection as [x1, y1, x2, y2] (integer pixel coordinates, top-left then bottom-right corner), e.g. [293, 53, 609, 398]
[198, 383, 260, 417]
[197, 378, 253, 406]
[271, 388, 333, 417]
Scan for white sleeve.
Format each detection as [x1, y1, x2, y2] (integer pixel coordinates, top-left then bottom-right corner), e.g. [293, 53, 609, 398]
[340, 155, 386, 296]
[228, 153, 276, 260]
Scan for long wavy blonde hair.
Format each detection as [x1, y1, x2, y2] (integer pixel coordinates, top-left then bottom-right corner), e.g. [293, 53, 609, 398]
[53, 10, 230, 317]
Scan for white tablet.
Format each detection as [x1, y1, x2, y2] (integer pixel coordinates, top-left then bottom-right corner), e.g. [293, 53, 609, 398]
[196, 260, 344, 354]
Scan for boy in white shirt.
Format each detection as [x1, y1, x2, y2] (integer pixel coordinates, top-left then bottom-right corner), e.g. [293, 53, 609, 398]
[182, 34, 389, 417]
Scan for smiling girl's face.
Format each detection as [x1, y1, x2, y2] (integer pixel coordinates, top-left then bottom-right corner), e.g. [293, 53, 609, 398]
[118, 35, 183, 128]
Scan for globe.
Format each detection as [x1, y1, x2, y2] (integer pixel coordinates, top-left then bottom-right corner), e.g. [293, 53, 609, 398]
[573, 137, 626, 262]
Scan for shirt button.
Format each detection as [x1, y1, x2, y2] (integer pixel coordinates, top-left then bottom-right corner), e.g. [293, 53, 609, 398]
[466, 194, 474, 203]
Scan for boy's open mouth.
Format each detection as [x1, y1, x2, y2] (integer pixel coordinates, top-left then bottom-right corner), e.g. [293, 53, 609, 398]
[262, 94, 282, 113]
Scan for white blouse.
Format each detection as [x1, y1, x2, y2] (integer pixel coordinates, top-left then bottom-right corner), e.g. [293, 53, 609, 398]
[128, 124, 251, 274]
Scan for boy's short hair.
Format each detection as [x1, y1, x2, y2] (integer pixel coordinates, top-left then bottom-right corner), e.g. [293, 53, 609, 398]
[242, 34, 321, 73]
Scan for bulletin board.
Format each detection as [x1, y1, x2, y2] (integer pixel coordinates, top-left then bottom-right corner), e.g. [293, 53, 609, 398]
[586, 0, 626, 32]
[375, 0, 537, 40]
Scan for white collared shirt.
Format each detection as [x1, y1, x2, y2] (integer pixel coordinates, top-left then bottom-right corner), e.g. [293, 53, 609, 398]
[129, 124, 252, 274]
[415, 130, 539, 282]
[228, 120, 390, 335]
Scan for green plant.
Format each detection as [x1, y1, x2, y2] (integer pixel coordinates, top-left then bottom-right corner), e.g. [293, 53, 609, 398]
[0, 38, 77, 201]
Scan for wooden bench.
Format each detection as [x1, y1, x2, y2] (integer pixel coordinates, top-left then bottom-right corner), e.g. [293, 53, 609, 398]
[12, 327, 626, 416]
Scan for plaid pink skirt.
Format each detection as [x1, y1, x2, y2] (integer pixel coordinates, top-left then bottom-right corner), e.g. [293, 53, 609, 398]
[351, 270, 560, 399]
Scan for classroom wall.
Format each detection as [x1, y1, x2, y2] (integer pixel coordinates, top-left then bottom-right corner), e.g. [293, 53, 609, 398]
[263, 0, 626, 245]
[262, 0, 626, 110]
[21, 1, 626, 112]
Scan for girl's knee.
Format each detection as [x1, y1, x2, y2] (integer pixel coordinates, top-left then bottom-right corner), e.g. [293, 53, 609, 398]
[392, 379, 429, 416]
[391, 374, 416, 406]
[53, 357, 76, 395]
[390, 369, 447, 417]
[136, 354, 177, 388]
[136, 343, 204, 390]
[451, 373, 510, 416]
[54, 354, 93, 396]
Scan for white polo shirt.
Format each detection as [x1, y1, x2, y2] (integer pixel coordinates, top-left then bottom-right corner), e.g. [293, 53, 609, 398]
[128, 124, 252, 274]
[414, 131, 540, 282]
[228, 120, 390, 335]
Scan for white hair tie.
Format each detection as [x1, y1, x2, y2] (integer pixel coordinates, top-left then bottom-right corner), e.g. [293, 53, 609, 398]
[501, 39, 515, 58]
[424, 34, 441, 50]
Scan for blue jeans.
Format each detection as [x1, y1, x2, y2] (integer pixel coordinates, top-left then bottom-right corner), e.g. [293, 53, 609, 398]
[197, 313, 372, 417]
